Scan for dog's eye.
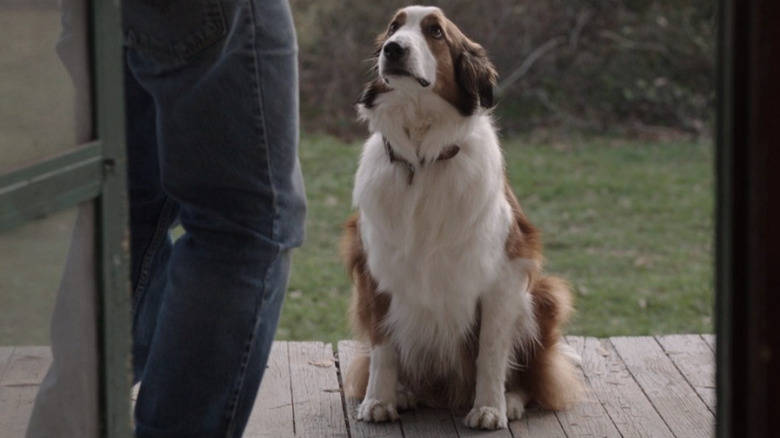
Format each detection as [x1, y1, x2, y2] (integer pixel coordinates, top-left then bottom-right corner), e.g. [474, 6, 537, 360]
[429, 25, 444, 39]
[388, 22, 400, 35]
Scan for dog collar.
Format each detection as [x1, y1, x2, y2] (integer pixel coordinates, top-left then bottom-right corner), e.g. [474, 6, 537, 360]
[383, 136, 460, 185]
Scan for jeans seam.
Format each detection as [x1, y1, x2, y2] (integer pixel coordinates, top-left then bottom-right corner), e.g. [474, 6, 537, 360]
[132, 197, 178, 314]
[223, 1, 280, 434]
[223, 254, 282, 437]
[245, 4, 281, 249]
[223, 268, 270, 438]
[224, 320, 257, 438]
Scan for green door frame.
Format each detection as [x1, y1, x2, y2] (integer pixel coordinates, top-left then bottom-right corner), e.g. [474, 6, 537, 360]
[0, 1, 131, 436]
[92, 1, 132, 436]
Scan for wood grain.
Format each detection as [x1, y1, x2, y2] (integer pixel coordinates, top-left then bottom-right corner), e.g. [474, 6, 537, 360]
[556, 337, 622, 437]
[611, 336, 715, 438]
[656, 335, 716, 413]
[701, 334, 716, 352]
[288, 342, 349, 437]
[508, 407, 567, 438]
[246, 341, 295, 437]
[570, 336, 675, 437]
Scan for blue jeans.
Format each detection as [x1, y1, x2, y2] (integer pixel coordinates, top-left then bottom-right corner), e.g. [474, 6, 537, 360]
[124, 0, 305, 436]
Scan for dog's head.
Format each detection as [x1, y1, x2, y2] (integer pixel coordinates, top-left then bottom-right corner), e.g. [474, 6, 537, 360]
[358, 6, 498, 117]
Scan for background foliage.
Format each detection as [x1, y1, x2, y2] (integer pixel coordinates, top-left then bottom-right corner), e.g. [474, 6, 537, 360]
[291, 0, 715, 138]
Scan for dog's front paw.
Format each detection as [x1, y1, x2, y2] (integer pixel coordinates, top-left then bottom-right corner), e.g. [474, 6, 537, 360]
[356, 398, 399, 423]
[464, 406, 507, 430]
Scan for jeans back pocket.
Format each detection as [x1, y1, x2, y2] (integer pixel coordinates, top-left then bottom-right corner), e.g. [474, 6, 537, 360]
[123, 0, 227, 71]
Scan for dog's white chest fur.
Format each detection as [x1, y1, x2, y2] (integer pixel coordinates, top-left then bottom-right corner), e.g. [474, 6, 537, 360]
[353, 113, 513, 366]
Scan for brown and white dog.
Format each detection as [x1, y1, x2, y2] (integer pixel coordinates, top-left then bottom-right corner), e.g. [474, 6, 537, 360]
[341, 6, 582, 430]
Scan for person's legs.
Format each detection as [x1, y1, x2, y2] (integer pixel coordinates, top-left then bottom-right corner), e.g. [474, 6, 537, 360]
[124, 57, 181, 383]
[123, 0, 305, 436]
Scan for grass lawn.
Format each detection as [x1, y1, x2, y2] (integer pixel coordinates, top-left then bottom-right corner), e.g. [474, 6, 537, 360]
[278, 134, 714, 344]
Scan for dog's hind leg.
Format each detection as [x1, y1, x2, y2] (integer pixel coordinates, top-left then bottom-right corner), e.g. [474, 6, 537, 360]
[505, 390, 530, 421]
[396, 383, 417, 411]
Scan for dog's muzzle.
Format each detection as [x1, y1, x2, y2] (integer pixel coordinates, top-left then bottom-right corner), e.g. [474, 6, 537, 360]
[381, 41, 431, 88]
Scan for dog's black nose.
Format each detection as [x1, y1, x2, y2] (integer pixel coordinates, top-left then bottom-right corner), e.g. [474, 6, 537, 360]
[383, 41, 407, 61]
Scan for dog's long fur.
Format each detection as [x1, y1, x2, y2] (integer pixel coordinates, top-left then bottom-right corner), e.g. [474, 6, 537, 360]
[341, 6, 581, 430]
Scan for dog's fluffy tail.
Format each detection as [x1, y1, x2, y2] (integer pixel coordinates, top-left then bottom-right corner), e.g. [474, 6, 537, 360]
[511, 275, 583, 410]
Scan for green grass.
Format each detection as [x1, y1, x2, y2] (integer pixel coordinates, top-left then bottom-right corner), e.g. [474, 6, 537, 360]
[276, 135, 359, 342]
[277, 134, 714, 344]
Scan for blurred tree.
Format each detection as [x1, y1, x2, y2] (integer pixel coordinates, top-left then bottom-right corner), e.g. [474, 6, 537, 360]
[292, 0, 715, 139]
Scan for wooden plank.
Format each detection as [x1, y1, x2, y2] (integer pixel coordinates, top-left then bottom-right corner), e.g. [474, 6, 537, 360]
[554, 337, 622, 437]
[611, 336, 714, 438]
[337, 340, 403, 437]
[568, 336, 674, 437]
[701, 334, 716, 352]
[0, 346, 51, 438]
[288, 342, 348, 437]
[656, 335, 716, 413]
[509, 408, 567, 438]
[399, 407, 457, 437]
[245, 341, 295, 437]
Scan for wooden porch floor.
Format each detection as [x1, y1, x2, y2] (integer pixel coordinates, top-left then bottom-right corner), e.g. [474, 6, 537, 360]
[1, 335, 715, 437]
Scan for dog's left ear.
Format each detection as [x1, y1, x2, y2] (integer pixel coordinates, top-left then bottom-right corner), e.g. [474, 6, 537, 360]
[456, 40, 498, 115]
[357, 77, 390, 109]
[357, 33, 392, 109]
